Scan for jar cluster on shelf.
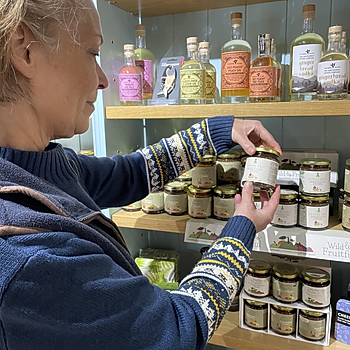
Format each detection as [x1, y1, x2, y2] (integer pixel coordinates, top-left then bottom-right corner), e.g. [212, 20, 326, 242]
[339, 158, 350, 231]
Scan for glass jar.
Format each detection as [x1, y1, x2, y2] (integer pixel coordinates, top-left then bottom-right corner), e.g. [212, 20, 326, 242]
[213, 185, 238, 221]
[188, 186, 212, 219]
[342, 194, 350, 230]
[301, 268, 331, 309]
[217, 151, 242, 185]
[164, 182, 188, 216]
[176, 169, 193, 182]
[270, 304, 296, 336]
[244, 259, 271, 298]
[192, 155, 217, 189]
[344, 159, 350, 195]
[339, 188, 345, 221]
[122, 200, 142, 212]
[272, 263, 299, 303]
[299, 309, 326, 341]
[244, 299, 268, 330]
[299, 158, 331, 195]
[241, 147, 280, 192]
[141, 191, 164, 214]
[299, 194, 329, 229]
[271, 190, 298, 227]
[253, 192, 261, 209]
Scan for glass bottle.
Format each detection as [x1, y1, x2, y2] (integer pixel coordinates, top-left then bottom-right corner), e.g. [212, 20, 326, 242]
[118, 44, 143, 106]
[221, 12, 251, 103]
[180, 37, 206, 105]
[199, 41, 216, 104]
[271, 38, 282, 100]
[341, 31, 347, 53]
[317, 25, 348, 100]
[249, 34, 279, 102]
[134, 25, 156, 103]
[289, 4, 325, 101]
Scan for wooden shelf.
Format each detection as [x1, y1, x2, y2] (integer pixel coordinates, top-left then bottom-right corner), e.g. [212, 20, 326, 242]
[106, 100, 350, 120]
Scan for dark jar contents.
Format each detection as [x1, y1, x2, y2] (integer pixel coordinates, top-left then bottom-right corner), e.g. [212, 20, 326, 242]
[270, 304, 296, 336]
[271, 190, 298, 227]
[339, 188, 345, 221]
[244, 259, 271, 298]
[241, 147, 280, 192]
[244, 299, 268, 330]
[345, 159, 350, 195]
[192, 155, 217, 189]
[342, 194, 350, 231]
[272, 263, 299, 303]
[217, 151, 242, 185]
[299, 309, 326, 341]
[213, 185, 238, 221]
[141, 191, 164, 214]
[164, 182, 188, 216]
[299, 194, 329, 230]
[122, 200, 142, 212]
[188, 186, 212, 219]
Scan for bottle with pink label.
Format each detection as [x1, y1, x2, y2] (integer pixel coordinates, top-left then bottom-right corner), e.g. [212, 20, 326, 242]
[118, 44, 143, 106]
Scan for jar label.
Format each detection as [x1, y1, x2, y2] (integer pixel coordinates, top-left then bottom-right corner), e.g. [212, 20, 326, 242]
[180, 69, 206, 99]
[119, 74, 142, 101]
[318, 60, 348, 95]
[188, 196, 212, 218]
[192, 165, 217, 188]
[299, 170, 331, 194]
[164, 193, 187, 214]
[244, 305, 267, 329]
[242, 157, 279, 187]
[345, 169, 350, 193]
[272, 203, 298, 226]
[342, 205, 350, 229]
[291, 44, 322, 93]
[135, 59, 153, 95]
[271, 308, 296, 335]
[205, 71, 216, 99]
[302, 284, 330, 308]
[299, 314, 326, 340]
[214, 196, 235, 219]
[249, 66, 277, 98]
[244, 274, 270, 297]
[221, 51, 251, 90]
[122, 200, 141, 210]
[299, 204, 329, 228]
[217, 161, 242, 183]
[254, 200, 262, 210]
[272, 277, 299, 302]
[142, 193, 164, 212]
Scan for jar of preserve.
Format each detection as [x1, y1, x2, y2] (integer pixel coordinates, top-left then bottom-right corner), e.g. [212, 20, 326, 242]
[301, 268, 331, 309]
[244, 260, 271, 298]
[270, 304, 296, 336]
[141, 191, 164, 214]
[192, 155, 217, 189]
[299, 194, 329, 229]
[271, 190, 298, 227]
[344, 159, 350, 195]
[217, 151, 242, 185]
[299, 158, 331, 195]
[244, 299, 268, 330]
[122, 200, 142, 212]
[164, 182, 188, 216]
[176, 169, 193, 182]
[188, 186, 212, 219]
[213, 185, 238, 221]
[342, 194, 350, 231]
[339, 188, 345, 221]
[253, 192, 261, 209]
[299, 309, 326, 341]
[272, 263, 299, 303]
[241, 147, 280, 192]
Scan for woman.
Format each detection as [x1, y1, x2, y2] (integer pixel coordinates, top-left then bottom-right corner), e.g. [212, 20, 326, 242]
[0, 0, 281, 349]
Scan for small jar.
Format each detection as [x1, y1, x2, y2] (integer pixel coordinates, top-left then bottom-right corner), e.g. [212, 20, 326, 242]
[270, 304, 297, 336]
[299, 158, 331, 195]
[271, 190, 298, 227]
[213, 185, 238, 221]
[339, 188, 345, 221]
[217, 151, 242, 185]
[176, 169, 193, 182]
[141, 191, 164, 214]
[122, 200, 142, 212]
[272, 263, 299, 303]
[192, 155, 217, 189]
[244, 260, 271, 298]
[241, 147, 280, 192]
[344, 159, 350, 195]
[301, 268, 331, 309]
[244, 299, 268, 330]
[164, 182, 188, 216]
[188, 186, 212, 219]
[299, 194, 329, 229]
[342, 194, 350, 231]
[299, 309, 326, 341]
[254, 192, 261, 209]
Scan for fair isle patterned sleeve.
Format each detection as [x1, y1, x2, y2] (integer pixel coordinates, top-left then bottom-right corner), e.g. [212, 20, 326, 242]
[171, 216, 256, 341]
[138, 116, 235, 192]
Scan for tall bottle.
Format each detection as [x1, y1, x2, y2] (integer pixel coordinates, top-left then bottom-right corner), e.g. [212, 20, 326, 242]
[271, 38, 282, 100]
[118, 44, 143, 106]
[180, 37, 206, 105]
[249, 34, 279, 102]
[221, 12, 251, 103]
[199, 41, 216, 104]
[317, 26, 348, 100]
[289, 4, 325, 101]
[134, 25, 155, 103]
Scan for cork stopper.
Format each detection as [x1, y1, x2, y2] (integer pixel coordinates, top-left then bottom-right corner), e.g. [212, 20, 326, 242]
[265, 33, 271, 40]
[231, 12, 242, 27]
[187, 37, 198, 45]
[329, 25, 343, 34]
[124, 44, 134, 51]
[199, 41, 210, 49]
[135, 24, 146, 37]
[342, 31, 347, 39]
[303, 4, 315, 20]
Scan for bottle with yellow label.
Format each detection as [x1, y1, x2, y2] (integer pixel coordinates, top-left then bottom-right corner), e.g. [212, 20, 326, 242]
[199, 42, 216, 104]
[180, 37, 206, 105]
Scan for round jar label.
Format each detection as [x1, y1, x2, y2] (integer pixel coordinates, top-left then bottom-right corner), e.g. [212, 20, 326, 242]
[244, 305, 267, 329]
[217, 161, 242, 183]
[272, 277, 299, 302]
[188, 196, 212, 218]
[342, 205, 350, 229]
[302, 283, 330, 308]
[214, 196, 235, 219]
[192, 165, 217, 188]
[164, 193, 187, 214]
[244, 274, 270, 297]
[271, 308, 296, 335]
[142, 193, 164, 212]
[300, 170, 331, 194]
[345, 169, 350, 193]
[299, 204, 329, 228]
[272, 203, 298, 226]
[299, 314, 326, 340]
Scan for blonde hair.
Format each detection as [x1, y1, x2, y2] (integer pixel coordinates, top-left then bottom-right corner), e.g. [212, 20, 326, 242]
[0, 0, 85, 103]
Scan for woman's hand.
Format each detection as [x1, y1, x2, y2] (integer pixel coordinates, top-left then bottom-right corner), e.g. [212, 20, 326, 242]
[232, 118, 282, 156]
[234, 182, 280, 233]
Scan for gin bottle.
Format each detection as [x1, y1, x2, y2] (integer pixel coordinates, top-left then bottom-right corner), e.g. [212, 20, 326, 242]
[199, 41, 216, 104]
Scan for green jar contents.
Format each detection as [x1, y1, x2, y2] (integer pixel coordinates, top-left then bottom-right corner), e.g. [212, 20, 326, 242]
[164, 182, 188, 216]
[272, 263, 299, 303]
[299, 310, 326, 341]
[244, 260, 271, 298]
[301, 268, 331, 309]
[299, 194, 329, 229]
[344, 159, 350, 195]
[217, 151, 242, 185]
[342, 194, 350, 231]
[122, 200, 142, 212]
[192, 155, 217, 189]
[142, 191, 164, 214]
[270, 304, 296, 336]
[271, 190, 298, 227]
[244, 299, 268, 330]
[188, 186, 212, 219]
[213, 185, 238, 221]
[339, 188, 345, 221]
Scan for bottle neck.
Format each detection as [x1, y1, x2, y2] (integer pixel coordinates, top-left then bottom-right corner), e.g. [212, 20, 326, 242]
[124, 54, 136, 66]
[327, 34, 342, 52]
[187, 50, 199, 61]
[302, 18, 315, 34]
[199, 51, 210, 63]
[231, 25, 242, 40]
[258, 39, 270, 57]
[135, 36, 146, 49]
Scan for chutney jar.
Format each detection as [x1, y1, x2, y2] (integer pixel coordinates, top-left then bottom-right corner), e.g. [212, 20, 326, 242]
[192, 155, 217, 188]
[244, 259, 271, 298]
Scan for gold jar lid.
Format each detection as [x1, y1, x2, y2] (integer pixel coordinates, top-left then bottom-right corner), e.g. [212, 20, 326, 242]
[218, 151, 241, 160]
[214, 185, 239, 195]
[273, 305, 295, 312]
[78, 149, 94, 156]
[255, 147, 280, 157]
[248, 259, 271, 274]
[346, 159, 350, 166]
[273, 263, 299, 279]
[188, 185, 212, 194]
[301, 158, 331, 166]
[246, 299, 267, 307]
[300, 309, 325, 317]
[344, 194, 350, 202]
[302, 268, 330, 283]
[253, 192, 260, 198]
[199, 155, 216, 163]
[300, 194, 329, 202]
[340, 188, 345, 194]
[280, 189, 298, 200]
[164, 181, 188, 192]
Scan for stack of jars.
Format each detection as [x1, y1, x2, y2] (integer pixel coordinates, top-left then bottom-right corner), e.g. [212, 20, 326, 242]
[341, 159, 350, 230]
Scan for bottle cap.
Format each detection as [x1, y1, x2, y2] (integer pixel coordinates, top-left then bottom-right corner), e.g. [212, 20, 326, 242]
[199, 41, 210, 49]
[135, 24, 146, 37]
[187, 36, 198, 45]
[303, 4, 315, 20]
[124, 44, 134, 50]
[265, 33, 271, 40]
[231, 12, 242, 27]
[329, 25, 343, 34]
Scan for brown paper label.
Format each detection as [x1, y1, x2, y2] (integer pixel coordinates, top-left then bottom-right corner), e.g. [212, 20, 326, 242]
[249, 66, 277, 97]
